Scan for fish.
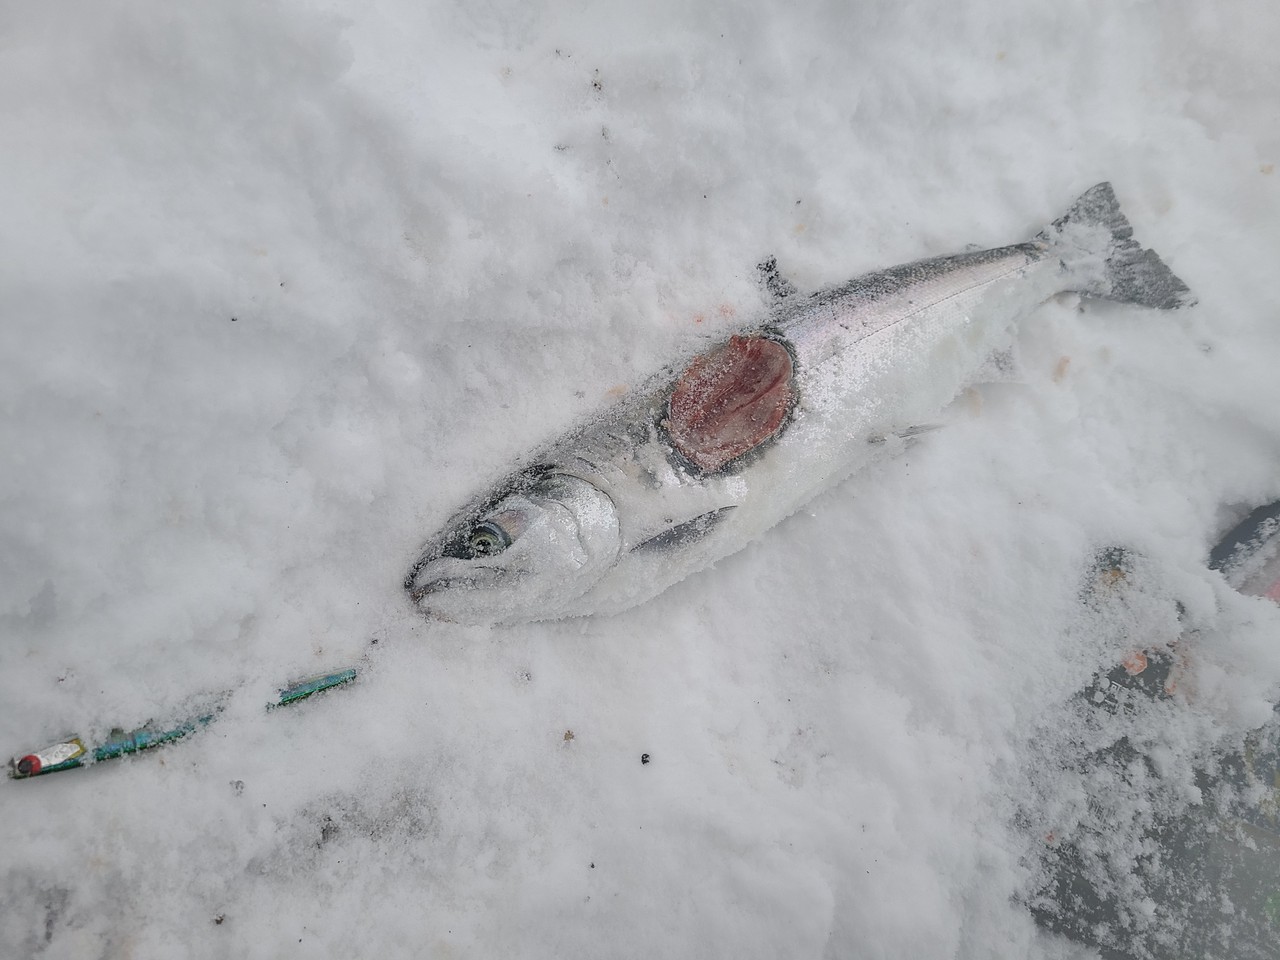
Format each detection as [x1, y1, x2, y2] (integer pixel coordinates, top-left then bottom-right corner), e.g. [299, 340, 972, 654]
[405, 182, 1194, 625]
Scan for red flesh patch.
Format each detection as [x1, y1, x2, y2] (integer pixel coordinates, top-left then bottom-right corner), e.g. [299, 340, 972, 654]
[666, 335, 795, 473]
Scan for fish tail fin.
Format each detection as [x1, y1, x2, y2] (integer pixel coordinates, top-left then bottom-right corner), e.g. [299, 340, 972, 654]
[1040, 182, 1196, 309]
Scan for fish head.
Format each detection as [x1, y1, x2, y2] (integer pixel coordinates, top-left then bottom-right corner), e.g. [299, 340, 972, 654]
[405, 470, 621, 625]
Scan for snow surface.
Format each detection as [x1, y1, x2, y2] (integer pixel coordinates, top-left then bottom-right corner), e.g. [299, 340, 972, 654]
[2, 1, 1279, 957]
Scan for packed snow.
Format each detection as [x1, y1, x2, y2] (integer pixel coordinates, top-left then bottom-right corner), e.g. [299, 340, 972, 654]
[2, 1, 1279, 957]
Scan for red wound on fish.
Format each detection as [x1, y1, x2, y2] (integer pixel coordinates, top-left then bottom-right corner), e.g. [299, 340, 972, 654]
[666, 334, 795, 473]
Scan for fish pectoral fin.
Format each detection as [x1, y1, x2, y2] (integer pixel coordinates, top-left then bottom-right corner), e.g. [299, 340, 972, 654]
[631, 506, 737, 553]
[756, 255, 798, 304]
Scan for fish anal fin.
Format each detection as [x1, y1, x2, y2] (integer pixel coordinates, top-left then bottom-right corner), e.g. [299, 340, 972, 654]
[974, 346, 1018, 383]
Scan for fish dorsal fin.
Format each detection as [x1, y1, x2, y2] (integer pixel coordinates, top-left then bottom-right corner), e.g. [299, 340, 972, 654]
[665, 334, 795, 473]
[756, 256, 797, 304]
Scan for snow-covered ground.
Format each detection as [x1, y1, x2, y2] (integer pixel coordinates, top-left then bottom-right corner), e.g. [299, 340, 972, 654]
[3, 1, 1279, 957]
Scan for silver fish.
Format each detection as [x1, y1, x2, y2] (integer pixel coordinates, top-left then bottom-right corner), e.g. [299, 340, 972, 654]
[406, 182, 1193, 625]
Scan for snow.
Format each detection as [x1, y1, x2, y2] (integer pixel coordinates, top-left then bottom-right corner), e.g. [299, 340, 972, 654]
[2, 0, 1279, 957]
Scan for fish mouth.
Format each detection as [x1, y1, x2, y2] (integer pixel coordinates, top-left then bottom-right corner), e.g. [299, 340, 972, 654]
[408, 576, 480, 603]
[408, 567, 523, 624]
[407, 576, 471, 622]
[404, 550, 443, 592]
[413, 602, 458, 623]
[406, 564, 522, 605]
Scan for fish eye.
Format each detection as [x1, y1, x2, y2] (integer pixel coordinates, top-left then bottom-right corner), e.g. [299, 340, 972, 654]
[467, 521, 511, 557]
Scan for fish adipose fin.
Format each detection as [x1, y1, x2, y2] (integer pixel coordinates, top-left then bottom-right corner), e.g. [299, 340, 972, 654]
[1041, 182, 1196, 310]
